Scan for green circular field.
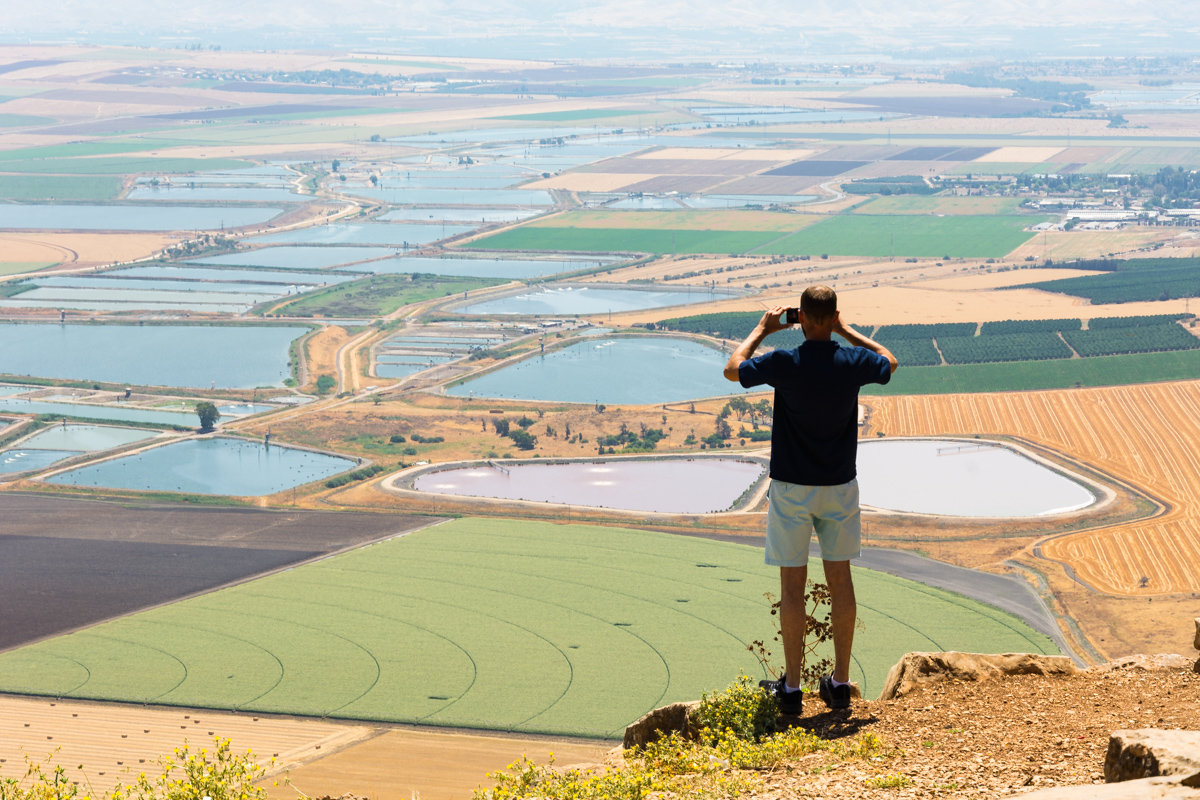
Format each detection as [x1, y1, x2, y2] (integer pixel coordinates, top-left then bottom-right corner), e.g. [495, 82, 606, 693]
[0, 519, 1056, 739]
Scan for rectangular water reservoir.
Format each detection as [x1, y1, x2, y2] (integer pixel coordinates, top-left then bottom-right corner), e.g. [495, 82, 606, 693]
[46, 438, 357, 496]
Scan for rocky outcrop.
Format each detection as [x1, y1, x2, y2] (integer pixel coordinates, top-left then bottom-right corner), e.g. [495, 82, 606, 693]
[878, 652, 1078, 700]
[1106, 730, 1200, 786]
[622, 701, 699, 749]
[1015, 776, 1200, 799]
[1091, 654, 1195, 673]
[1021, 729, 1200, 798]
[1194, 618, 1200, 674]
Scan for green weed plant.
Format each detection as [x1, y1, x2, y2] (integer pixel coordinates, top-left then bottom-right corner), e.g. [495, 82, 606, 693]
[1, 738, 271, 800]
[475, 676, 892, 799]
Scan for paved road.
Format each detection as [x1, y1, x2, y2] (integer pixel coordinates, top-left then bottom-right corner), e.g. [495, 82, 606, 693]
[675, 530, 1079, 664]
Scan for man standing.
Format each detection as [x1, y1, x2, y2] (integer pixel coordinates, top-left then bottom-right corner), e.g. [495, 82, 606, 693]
[722, 286, 897, 714]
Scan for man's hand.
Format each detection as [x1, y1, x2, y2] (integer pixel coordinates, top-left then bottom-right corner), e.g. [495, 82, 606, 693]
[759, 306, 791, 336]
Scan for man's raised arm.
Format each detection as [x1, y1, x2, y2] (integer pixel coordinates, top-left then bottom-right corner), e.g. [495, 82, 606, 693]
[723, 306, 788, 382]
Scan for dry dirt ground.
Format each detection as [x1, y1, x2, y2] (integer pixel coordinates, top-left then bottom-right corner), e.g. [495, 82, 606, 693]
[0, 493, 437, 650]
[0, 232, 176, 272]
[6, 663, 1194, 800]
[0, 694, 609, 800]
[745, 662, 1200, 799]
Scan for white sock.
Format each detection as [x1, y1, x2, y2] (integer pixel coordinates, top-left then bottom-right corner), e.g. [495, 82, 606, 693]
[784, 682, 801, 693]
[831, 677, 850, 688]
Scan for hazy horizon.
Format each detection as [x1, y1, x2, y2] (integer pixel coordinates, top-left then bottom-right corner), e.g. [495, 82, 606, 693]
[6, 0, 1199, 61]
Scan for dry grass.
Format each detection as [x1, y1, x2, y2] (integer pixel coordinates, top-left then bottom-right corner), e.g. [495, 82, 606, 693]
[0, 232, 176, 271]
[522, 172, 652, 192]
[1006, 229, 1176, 262]
[868, 383, 1200, 658]
[301, 325, 352, 392]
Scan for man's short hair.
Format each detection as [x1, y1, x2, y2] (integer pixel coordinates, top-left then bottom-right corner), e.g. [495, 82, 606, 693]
[801, 285, 837, 322]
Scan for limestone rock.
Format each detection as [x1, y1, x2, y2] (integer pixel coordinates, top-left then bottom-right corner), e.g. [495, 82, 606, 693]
[1015, 776, 1200, 799]
[622, 701, 699, 749]
[1106, 730, 1200, 786]
[878, 652, 1078, 701]
[1091, 654, 1195, 673]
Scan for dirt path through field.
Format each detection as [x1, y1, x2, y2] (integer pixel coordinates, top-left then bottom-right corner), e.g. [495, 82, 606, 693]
[0, 694, 609, 800]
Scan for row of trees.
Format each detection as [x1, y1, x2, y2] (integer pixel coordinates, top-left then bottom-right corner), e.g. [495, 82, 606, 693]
[1021, 258, 1200, 304]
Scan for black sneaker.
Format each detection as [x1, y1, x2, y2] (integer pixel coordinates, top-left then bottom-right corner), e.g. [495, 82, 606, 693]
[759, 674, 802, 715]
[818, 675, 851, 710]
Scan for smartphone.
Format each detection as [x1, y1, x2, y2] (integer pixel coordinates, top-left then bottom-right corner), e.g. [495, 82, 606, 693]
[784, 308, 800, 325]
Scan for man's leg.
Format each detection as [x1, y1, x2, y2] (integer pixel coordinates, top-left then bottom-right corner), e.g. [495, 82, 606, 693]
[779, 564, 808, 686]
[821, 559, 856, 684]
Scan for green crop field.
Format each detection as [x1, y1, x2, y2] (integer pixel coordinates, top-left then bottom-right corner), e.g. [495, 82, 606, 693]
[0, 113, 56, 128]
[461, 227, 782, 256]
[851, 196, 1022, 215]
[864, 349, 1200, 395]
[0, 519, 1054, 739]
[0, 262, 55, 276]
[0, 141, 163, 162]
[271, 274, 504, 317]
[750, 214, 1047, 258]
[0, 157, 254, 175]
[0, 175, 123, 201]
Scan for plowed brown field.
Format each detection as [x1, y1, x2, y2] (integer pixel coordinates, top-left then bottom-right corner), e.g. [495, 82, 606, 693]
[870, 381, 1200, 596]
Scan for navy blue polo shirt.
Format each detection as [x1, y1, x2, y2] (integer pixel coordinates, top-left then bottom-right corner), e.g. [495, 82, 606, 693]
[738, 340, 891, 486]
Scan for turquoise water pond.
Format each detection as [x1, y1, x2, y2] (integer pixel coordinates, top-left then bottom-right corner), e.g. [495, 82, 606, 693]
[0, 324, 307, 388]
[446, 336, 744, 404]
[116, 266, 350, 285]
[376, 363, 430, 379]
[0, 205, 283, 231]
[125, 186, 306, 203]
[380, 207, 541, 224]
[457, 285, 737, 316]
[46, 437, 357, 496]
[0, 397, 197, 426]
[216, 403, 276, 416]
[342, 187, 554, 206]
[360, 255, 614, 279]
[0, 449, 81, 475]
[193, 246, 394, 270]
[248, 222, 473, 246]
[20, 423, 157, 451]
[0, 298, 252, 314]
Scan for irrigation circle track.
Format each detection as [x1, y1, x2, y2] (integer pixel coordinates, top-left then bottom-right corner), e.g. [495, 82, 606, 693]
[0, 517, 1060, 740]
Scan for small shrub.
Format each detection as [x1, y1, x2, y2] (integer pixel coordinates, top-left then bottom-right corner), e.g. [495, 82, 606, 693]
[692, 674, 779, 743]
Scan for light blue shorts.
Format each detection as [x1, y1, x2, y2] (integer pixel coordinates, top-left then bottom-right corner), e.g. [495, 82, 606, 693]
[765, 478, 862, 567]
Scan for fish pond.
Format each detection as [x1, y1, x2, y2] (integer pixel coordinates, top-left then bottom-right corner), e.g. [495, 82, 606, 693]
[0, 205, 284, 231]
[0, 324, 308, 388]
[46, 437, 357, 496]
[455, 285, 738, 316]
[247, 222, 473, 247]
[193, 246, 395, 270]
[446, 336, 744, 404]
[857, 439, 1097, 518]
[360, 254, 617, 279]
[0, 423, 158, 476]
[410, 457, 763, 513]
